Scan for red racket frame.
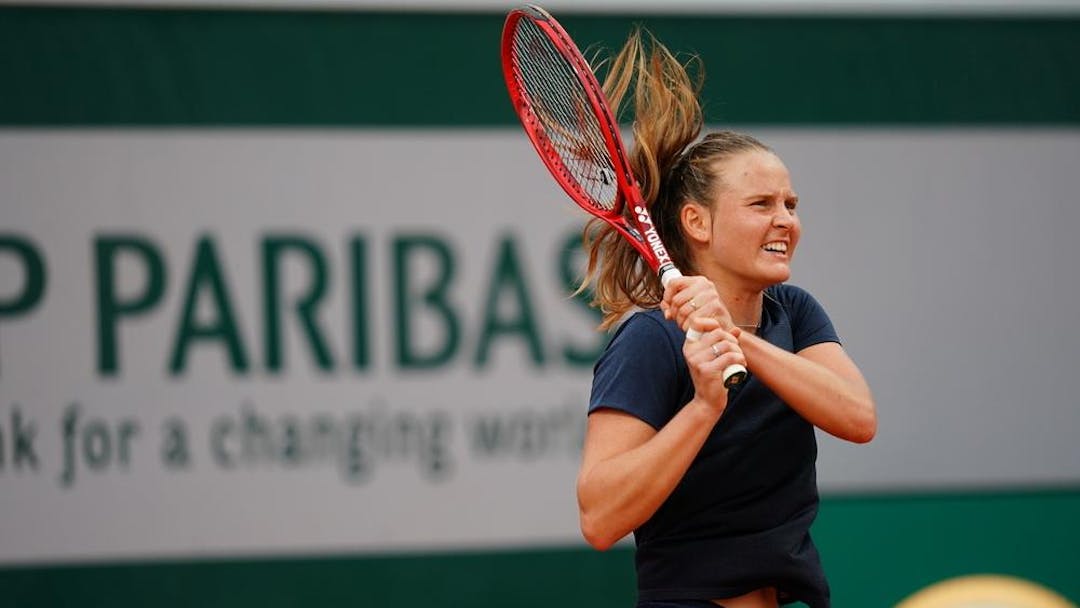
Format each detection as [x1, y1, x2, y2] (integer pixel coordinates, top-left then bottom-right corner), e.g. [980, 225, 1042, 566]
[501, 5, 678, 283]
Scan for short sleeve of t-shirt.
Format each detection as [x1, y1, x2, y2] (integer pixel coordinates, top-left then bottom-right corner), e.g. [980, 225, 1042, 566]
[772, 284, 841, 351]
[588, 311, 687, 430]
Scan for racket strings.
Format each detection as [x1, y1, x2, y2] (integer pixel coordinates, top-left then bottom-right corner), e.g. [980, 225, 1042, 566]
[511, 19, 619, 212]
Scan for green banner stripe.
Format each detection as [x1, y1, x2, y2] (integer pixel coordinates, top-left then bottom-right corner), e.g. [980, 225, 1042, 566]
[1, 7, 1078, 126]
[2, 488, 1078, 607]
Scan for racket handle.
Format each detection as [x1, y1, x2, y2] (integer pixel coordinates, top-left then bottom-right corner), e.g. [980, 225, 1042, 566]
[658, 264, 682, 288]
[660, 265, 745, 387]
[721, 364, 748, 388]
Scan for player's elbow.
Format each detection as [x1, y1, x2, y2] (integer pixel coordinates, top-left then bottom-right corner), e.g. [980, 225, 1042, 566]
[577, 493, 622, 551]
[850, 421, 876, 444]
[849, 400, 878, 444]
[579, 512, 620, 551]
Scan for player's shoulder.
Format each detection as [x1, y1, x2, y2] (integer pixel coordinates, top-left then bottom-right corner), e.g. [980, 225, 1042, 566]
[765, 282, 830, 320]
[767, 282, 817, 308]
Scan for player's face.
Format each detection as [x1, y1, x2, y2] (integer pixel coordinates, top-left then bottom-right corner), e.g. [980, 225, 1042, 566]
[705, 149, 801, 289]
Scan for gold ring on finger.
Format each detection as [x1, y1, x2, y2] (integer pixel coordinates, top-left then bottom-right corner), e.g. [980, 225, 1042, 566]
[711, 343, 721, 357]
[690, 299, 699, 310]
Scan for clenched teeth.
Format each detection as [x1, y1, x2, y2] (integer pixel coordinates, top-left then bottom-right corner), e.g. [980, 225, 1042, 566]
[763, 242, 788, 253]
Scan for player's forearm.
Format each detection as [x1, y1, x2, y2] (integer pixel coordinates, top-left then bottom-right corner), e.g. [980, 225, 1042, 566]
[740, 333, 876, 443]
[577, 399, 723, 550]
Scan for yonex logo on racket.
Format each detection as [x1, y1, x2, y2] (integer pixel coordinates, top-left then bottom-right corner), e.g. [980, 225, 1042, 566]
[633, 205, 672, 267]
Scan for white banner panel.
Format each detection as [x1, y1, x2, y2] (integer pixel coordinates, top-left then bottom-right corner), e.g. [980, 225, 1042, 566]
[1, 128, 1079, 564]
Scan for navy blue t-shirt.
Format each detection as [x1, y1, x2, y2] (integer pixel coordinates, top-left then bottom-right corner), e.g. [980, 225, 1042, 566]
[589, 284, 840, 608]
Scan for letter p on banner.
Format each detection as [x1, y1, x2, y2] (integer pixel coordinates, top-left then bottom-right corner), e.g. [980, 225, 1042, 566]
[0, 235, 47, 374]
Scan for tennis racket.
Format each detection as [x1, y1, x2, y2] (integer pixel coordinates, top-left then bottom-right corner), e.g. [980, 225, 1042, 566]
[501, 4, 746, 388]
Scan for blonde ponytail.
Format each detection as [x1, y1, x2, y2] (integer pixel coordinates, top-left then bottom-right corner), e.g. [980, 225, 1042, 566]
[580, 28, 704, 330]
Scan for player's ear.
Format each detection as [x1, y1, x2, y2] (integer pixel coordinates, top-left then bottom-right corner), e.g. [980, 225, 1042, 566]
[680, 201, 711, 244]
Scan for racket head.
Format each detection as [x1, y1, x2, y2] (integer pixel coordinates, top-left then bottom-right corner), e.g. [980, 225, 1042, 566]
[502, 7, 640, 222]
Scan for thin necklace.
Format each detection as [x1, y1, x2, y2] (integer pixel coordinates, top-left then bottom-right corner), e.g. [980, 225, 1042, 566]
[736, 294, 771, 332]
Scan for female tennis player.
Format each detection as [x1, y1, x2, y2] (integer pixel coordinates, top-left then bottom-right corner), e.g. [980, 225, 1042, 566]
[576, 29, 877, 608]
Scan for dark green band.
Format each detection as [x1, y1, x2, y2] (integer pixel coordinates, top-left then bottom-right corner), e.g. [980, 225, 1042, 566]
[1, 7, 1078, 126]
